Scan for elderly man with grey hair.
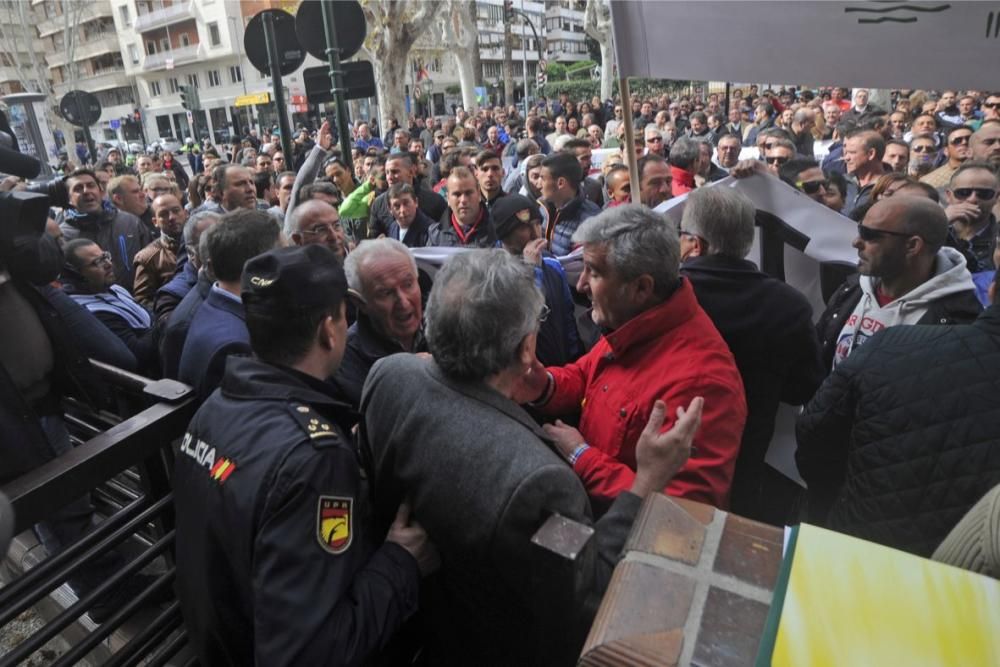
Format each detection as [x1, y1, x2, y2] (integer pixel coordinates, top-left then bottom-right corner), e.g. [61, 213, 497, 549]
[361, 248, 702, 664]
[327, 238, 426, 411]
[522, 204, 746, 510]
[668, 136, 701, 196]
[287, 199, 347, 260]
[679, 187, 824, 525]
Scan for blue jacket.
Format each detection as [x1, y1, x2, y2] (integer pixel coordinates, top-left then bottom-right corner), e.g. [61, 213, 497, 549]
[154, 258, 198, 325]
[161, 272, 212, 380]
[534, 257, 581, 366]
[541, 192, 601, 257]
[178, 287, 250, 401]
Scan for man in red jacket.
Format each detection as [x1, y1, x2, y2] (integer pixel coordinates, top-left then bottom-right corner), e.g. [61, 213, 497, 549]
[525, 204, 747, 509]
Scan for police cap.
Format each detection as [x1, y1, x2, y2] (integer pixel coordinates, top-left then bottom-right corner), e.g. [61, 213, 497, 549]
[241, 245, 347, 313]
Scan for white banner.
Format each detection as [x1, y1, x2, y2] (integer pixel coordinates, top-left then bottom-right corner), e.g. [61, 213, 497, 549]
[610, 1, 995, 91]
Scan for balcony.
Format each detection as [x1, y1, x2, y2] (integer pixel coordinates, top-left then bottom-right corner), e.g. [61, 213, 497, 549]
[53, 67, 130, 95]
[46, 34, 121, 68]
[142, 43, 201, 71]
[133, 2, 195, 33]
[37, 4, 113, 38]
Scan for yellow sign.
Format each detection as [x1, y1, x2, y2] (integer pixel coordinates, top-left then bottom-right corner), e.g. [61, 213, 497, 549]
[235, 92, 270, 107]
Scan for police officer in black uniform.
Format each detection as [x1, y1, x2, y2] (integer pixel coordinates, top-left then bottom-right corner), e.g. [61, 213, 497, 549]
[173, 244, 438, 666]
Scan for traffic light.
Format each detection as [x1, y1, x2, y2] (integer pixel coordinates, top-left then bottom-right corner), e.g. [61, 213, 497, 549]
[503, 0, 514, 22]
[180, 85, 200, 111]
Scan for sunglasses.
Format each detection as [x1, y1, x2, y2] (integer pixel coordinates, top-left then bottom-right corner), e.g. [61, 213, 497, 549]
[796, 179, 828, 195]
[952, 187, 997, 200]
[765, 156, 789, 165]
[983, 102, 1000, 110]
[857, 223, 913, 242]
[950, 134, 972, 145]
[646, 136, 663, 143]
[912, 145, 936, 153]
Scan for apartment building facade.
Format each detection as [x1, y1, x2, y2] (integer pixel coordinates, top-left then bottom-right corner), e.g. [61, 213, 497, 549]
[113, 0, 330, 144]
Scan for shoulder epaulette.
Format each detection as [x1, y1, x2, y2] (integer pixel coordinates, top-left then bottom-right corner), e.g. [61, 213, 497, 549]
[287, 403, 340, 447]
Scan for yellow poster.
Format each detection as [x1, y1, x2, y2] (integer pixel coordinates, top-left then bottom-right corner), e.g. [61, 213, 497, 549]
[769, 524, 1000, 666]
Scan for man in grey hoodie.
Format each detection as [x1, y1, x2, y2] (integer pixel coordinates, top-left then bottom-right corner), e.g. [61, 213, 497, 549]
[817, 196, 982, 369]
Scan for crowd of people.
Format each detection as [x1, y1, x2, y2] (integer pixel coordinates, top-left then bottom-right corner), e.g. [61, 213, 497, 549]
[4, 82, 1000, 663]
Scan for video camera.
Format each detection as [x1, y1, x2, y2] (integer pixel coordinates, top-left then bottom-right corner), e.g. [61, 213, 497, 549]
[0, 109, 64, 283]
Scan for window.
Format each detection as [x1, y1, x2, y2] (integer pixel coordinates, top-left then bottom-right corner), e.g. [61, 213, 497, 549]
[150, 80, 161, 96]
[208, 22, 220, 47]
[179, 33, 190, 47]
[127, 44, 139, 65]
[207, 69, 221, 87]
[119, 5, 130, 26]
[167, 77, 179, 94]
[186, 73, 199, 88]
[160, 38, 169, 52]
[146, 41, 157, 55]
[229, 65, 242, 84]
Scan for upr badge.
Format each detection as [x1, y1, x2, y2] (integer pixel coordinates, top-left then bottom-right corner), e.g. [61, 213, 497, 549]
[317, 496, 353, 555]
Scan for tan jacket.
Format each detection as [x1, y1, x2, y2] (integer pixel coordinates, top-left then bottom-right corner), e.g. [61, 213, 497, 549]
[132, 235, 178, 307]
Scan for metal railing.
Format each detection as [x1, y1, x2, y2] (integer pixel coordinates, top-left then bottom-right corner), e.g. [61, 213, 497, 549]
[142, 44, 201, 72]
[0, 361, 197, 667]
[132, 2, 194, 33]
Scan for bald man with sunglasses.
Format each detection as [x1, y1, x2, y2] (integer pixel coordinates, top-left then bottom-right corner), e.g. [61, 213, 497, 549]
[815, 196, 980, 370]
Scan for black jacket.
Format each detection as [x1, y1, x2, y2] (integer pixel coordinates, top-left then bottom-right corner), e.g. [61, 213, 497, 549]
[427, 205, 499, 248]
[385, 209, 434, 249]
[816, 272, 983, 370]
[173, 357, 420, 666]
[0, 281, 108, 484]
[369, 186, 447, 239]
[796, 305, 1000, 557]
[327, 312, 427, 413]
[683, 256, 824, 524]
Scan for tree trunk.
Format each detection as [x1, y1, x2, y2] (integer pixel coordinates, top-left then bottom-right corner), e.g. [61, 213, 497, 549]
[372, 55, 409, 137]
[456, 52, 478, 113]
[503, 20, 514, 106]
[599, 41, 613, 102]
[469, 0, 484, 87]
[365, 1, 445, 136]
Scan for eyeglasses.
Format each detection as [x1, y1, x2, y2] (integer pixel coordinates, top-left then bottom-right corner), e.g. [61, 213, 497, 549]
[952, 187, 997, 200]
[87, 251, 113, 268]
[857, 223, 913, 242]
[765, 156, 789, 165]
[796, 179, 829, 195]
[537, 304, 550, 323]
[912, 145, 936, 153]
[301, 222, 343, 239]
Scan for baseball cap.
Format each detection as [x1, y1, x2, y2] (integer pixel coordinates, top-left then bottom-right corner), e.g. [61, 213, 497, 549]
[491, 194, 540, 240]
[241, 245, 347, 313]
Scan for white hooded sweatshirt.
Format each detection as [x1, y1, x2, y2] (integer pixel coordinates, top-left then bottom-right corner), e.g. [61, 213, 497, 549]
[832, 247, 975, 367]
